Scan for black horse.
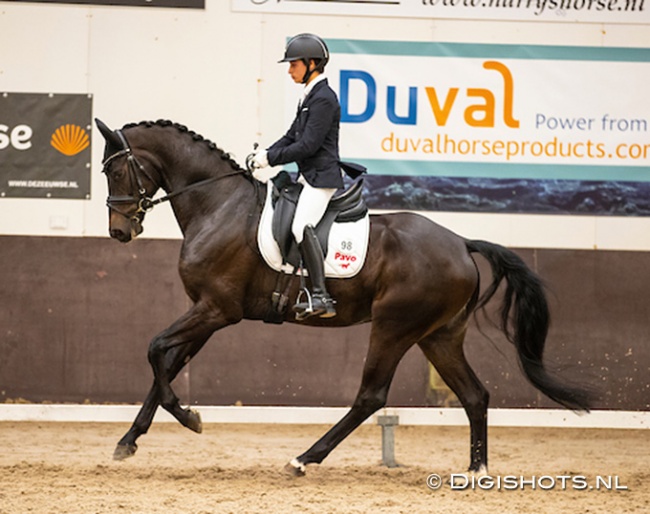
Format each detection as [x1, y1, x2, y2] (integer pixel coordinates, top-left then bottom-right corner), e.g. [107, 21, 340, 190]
[96, 118, 592, 475]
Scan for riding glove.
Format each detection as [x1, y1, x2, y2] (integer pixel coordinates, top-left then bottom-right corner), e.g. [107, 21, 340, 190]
[251, 149, 269, 169]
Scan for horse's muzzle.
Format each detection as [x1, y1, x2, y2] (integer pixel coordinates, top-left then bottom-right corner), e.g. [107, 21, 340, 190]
[109, 215, 143, 243]
[110, 227, 133, 243]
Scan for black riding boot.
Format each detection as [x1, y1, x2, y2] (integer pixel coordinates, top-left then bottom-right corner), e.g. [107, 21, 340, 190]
[293, 225, 337, 320]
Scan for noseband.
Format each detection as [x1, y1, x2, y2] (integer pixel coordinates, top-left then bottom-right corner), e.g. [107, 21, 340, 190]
[101, 130, 249, 223]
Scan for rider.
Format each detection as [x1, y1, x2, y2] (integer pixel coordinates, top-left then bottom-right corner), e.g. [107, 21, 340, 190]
[251, 33, 342, 320]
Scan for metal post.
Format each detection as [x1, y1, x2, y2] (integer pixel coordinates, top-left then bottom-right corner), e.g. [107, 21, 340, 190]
[377, 414, 399, 468]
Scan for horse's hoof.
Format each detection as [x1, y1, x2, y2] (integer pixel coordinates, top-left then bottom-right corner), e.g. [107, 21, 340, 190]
[283, 458, 306, 477]
[186, 408, 203, 434]
[468, 464, 488, 476]
[113, 443, 137, 461]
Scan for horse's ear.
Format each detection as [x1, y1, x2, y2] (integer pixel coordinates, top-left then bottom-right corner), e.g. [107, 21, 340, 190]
[95, 118, 124, 154]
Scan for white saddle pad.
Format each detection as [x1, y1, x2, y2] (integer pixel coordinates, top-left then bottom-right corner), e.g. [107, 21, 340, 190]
[257, 184, 370, 278]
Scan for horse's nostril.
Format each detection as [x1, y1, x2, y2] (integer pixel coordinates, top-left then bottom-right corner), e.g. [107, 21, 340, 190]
[110, 229, 131, 243]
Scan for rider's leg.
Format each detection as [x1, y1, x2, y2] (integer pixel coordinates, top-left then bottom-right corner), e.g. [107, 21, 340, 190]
[292, 179, 337, 319]
[294, 225, 337, 319]
[291, 177, 337, 244]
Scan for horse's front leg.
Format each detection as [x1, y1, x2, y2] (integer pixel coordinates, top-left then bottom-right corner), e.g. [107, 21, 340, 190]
[113, 339, 204, 460]
[146, 304, 226, 433]
[114, 384, 159, 460]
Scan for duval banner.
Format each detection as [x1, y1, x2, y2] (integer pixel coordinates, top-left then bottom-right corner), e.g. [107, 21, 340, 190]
[313, 40, 650, 215]
[0, 93, 92, 200]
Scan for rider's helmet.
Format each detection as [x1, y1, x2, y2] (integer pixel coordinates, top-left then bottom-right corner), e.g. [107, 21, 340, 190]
[278, 33, 330, 83]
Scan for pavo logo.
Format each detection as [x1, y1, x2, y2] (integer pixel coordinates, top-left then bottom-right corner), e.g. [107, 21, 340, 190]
[51, 124, 89, 156]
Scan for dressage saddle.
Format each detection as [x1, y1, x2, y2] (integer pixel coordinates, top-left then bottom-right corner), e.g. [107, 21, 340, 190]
[270, 171, 368, 268]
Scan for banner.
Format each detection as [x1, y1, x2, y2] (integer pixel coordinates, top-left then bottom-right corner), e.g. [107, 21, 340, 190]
[232, 0, 649, 24]
[0, 93, 92, 200]
[7, 0, 205, 7]
[321, 40, 650, 215]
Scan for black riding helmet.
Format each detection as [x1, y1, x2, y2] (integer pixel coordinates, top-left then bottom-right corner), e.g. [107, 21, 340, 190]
[279, 33, 330, 84]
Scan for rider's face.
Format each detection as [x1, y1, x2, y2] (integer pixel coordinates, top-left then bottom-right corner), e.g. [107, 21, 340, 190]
[288, 59, 315, 84]
[288, 60, 306, 84]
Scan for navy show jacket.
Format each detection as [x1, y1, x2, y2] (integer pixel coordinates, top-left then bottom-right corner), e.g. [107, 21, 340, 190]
[266, 79, 344, 190]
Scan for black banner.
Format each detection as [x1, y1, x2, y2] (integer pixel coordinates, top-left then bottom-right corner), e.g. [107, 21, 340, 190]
[0, 93, 92, 200]
[3, 0, 204, 8]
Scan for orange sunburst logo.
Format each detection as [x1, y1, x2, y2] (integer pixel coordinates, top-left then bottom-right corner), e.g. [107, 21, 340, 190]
[51, 124, 90, 156]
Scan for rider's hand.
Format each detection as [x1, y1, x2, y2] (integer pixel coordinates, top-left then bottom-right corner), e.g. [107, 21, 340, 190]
[252, 165, 278, 184]
[251, 149, 269, 169]
[250, 149, 276, 182]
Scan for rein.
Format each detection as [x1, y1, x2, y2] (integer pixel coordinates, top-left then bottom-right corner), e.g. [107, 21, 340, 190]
[102, 130, 249, 221]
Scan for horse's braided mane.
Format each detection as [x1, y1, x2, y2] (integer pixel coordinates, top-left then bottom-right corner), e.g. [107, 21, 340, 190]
[122, 119, 243, 171]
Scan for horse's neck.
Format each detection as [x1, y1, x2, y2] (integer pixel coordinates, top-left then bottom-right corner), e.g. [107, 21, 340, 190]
[165, 165, 259, 239]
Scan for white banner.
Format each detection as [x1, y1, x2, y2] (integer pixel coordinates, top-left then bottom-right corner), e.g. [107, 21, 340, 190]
[324, 41, 650, 183]
[232, 0, 650, 25]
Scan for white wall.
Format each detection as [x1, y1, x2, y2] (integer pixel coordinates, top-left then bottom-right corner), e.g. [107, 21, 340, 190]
[1, 1, 649, 249]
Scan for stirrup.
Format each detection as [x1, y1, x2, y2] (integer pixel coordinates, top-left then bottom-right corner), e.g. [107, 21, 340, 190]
[293, 288, 337, 321]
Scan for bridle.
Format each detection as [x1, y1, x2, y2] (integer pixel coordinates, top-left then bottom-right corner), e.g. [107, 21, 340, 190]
[101, 130, 159, 222]
[101, 129, 250, 224]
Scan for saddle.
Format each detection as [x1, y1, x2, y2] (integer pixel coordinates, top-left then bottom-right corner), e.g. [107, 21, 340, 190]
[257, 171, 370, 324]
[270, 171, 368, 268]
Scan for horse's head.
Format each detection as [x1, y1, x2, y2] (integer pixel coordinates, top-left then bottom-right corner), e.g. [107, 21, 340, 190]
[96, 119, 161, 243]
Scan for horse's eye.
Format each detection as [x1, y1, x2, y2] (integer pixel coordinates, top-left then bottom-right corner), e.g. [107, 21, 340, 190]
[107, 165, 125, 180]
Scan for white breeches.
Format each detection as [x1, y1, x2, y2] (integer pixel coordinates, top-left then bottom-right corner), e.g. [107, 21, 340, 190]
[292, 175, 337, 243]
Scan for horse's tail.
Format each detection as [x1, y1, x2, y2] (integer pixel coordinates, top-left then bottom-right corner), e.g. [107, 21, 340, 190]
[465, 239, 593, 413]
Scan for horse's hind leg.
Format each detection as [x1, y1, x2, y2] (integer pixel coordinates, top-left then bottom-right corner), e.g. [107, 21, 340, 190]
[286, 325, 414, 476]
[417, 322, 489, 472]
[114, 339, 207, 460]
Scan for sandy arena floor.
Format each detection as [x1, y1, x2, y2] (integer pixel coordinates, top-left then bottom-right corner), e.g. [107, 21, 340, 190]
[0, 421, 647, 513]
